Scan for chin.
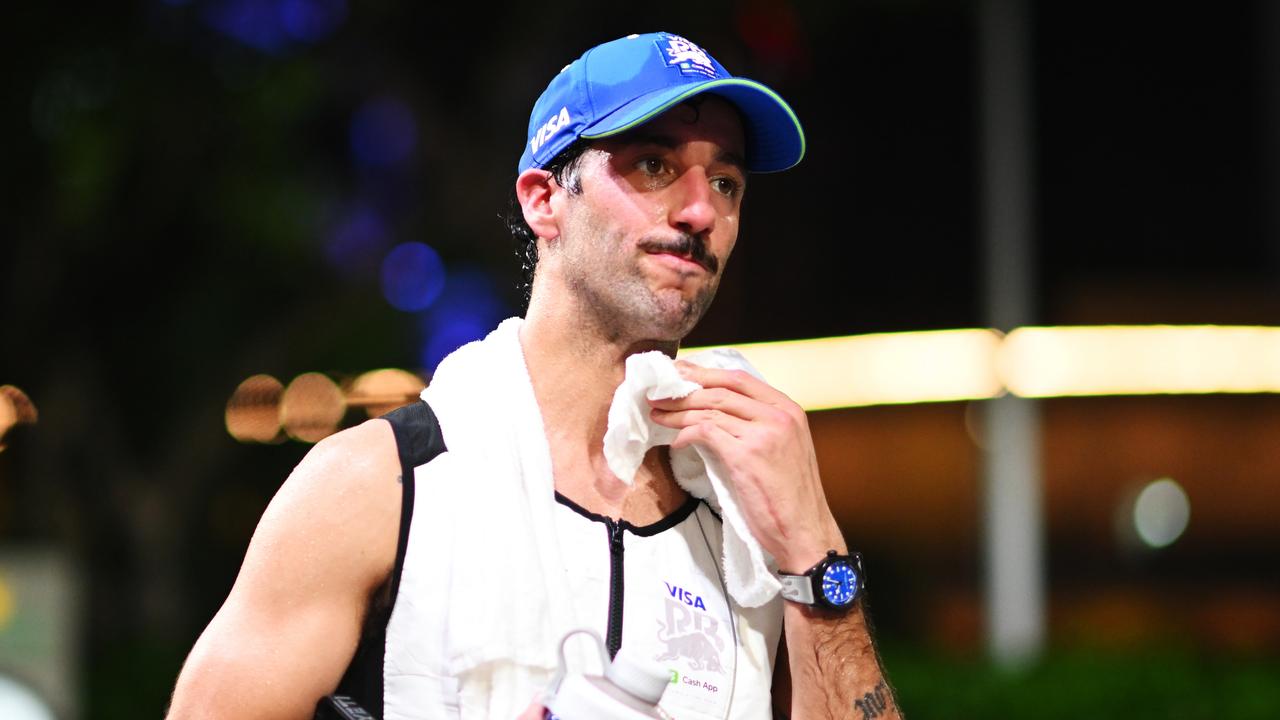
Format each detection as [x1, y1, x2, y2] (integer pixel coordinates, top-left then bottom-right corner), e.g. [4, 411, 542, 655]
[641, 289, 712, 340]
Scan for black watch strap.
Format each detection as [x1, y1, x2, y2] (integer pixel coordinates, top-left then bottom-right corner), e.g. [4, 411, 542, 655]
[777, 550, 863, 610]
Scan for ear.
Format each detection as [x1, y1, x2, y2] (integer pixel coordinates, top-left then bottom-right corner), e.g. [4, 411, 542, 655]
[515, 168, 560, 242]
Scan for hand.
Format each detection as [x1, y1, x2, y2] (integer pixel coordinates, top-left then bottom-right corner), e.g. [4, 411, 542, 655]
[648, 361, 846, 573]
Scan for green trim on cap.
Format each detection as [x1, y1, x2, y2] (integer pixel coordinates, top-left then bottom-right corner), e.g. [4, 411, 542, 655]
[579, 77, 806, 171]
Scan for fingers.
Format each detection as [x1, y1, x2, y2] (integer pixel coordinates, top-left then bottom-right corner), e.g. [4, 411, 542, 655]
[670, 416, 738, 452]
[649, 385, 766, 422]
[651, 405, 752, 439]
[672, 361, 790, 406]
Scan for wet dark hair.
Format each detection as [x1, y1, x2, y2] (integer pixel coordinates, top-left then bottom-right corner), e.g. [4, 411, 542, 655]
[505, 139, 592, 309]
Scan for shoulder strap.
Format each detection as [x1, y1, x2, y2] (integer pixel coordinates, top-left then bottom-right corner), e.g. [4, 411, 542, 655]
[379, 400, 446, 599]
[382, 399, 447, 483]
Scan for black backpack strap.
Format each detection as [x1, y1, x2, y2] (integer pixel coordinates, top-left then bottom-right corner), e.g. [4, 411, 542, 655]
[384, 400, 447, 480]
[379, 400, 446, 599]
[330, 400, 446, 719]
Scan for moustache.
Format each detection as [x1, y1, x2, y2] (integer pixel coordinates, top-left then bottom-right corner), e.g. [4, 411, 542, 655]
[639, 233, 720, 274]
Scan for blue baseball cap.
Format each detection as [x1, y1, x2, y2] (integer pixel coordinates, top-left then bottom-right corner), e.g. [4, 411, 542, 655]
[518, 32, 805, 175]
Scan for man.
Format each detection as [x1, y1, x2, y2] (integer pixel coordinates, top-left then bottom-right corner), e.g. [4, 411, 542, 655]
[168, 32, 901, 719]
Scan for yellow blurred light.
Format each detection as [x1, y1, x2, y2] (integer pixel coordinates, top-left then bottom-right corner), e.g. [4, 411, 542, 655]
[225, 375, 285, 443]
[683, 329, 1005, 411]
[0, 386, 37, 425]
[226, 325, 1280, 439]
[0, 395, 14, 451]
[280, 372, 346, 443]
[1000, 325, 1280, 398]
[0, 571, 13, 630]
[0, 386, 37, 453]
[348, 368, 427, 418]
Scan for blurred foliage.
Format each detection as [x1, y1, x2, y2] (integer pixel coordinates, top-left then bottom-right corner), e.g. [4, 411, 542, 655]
[82, 639, 1280, 719]
[885, 645, 1280, 720]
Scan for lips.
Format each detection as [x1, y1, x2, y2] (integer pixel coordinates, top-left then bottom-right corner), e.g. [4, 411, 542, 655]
[645, 248, 709, 272]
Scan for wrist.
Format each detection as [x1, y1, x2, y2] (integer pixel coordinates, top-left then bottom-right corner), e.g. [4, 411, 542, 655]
[776, 526, 847, 574]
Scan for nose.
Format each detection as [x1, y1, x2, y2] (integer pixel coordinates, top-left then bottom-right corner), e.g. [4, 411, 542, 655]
[668, 166, 716, 238]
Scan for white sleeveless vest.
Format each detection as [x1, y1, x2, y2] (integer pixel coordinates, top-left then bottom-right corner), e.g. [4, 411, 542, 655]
[381, 452, 783, 719]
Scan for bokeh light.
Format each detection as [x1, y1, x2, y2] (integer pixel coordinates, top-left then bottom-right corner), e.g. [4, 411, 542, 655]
[279, 0, 347, 42]
[204, 0, 293, 53]
[0, 386, 38, 453]
[0, 674, 55, 720]
[325, 203, 390, 277]
[225, 374, 284, 443]
[0, 396, 14, 451]
[280, 372, 345, 443]
[1133, 478, 1191, 549]
[202, 0, 347, 53]
[0, 572, 12, 630]
[1, 386, 40, 425]
[350, 96, 417, 168]
[380, 242, 446, 312]
[418, 265, 508, 371]
[349, 368, 426, 418]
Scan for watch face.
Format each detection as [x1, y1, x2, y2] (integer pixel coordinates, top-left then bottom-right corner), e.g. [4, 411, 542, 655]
[821, 561, 859, 607]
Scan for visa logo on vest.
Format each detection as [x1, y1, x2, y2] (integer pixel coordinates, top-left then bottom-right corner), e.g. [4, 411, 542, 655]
[664, 581, 707, 611]
[530, 106, 572, 154]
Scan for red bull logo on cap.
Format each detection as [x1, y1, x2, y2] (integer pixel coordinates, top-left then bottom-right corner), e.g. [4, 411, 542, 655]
[658, 34, 718, 79]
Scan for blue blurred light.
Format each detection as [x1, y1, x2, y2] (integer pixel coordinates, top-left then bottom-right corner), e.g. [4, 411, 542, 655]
[325, 204, 389, 277]
[381, 242, 446, 312]
[418, 266, 510, 371]
[350, 97, 418, 168]
[203, 0, 343, 52]
[204, 0, 290, 53]
[279, 0, 346, 42]
[424, 315, 495, 372]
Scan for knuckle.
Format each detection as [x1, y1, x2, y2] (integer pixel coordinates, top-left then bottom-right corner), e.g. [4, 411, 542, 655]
[765, 407, 791, 426]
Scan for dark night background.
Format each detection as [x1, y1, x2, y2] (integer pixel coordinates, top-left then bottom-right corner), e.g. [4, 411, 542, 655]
[3, 1, 1280, 718]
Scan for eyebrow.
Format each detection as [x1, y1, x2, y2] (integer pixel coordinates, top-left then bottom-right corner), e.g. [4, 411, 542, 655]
[623, 132, 748, 175]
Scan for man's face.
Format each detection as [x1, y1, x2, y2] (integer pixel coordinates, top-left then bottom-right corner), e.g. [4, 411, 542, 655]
[548, 96, 747, 343]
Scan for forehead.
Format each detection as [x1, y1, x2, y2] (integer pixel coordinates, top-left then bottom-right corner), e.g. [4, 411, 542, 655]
[597, 95, 748, 164]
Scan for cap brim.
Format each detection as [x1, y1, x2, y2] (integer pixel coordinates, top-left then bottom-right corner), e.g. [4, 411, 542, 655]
[580, 78, 805, 173]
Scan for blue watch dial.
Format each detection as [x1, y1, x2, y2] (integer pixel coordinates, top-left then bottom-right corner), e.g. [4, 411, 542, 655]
[821, 561, 859, 607]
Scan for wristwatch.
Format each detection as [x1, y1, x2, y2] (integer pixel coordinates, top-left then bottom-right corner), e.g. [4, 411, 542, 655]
[778, 550, 864, 612]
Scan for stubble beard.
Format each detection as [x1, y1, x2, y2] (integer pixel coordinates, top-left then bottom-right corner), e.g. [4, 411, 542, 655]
[562, 237, 720, 345]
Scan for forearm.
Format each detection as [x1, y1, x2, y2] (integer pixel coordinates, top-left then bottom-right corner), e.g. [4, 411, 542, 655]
[782, 600, 901, 720]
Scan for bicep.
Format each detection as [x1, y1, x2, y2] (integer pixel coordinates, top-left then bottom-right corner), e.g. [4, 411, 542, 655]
[168, 421, 402, 720]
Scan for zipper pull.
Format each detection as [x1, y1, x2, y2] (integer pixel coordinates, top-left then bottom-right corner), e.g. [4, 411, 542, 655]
[608, 519, 625, 550]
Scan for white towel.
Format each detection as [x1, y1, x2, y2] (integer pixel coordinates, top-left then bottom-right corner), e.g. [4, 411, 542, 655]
[417, 317, 592, 681]
[603, 349, 782, 608]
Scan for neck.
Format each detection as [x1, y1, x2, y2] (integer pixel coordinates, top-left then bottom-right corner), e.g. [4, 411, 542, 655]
[519, 272, 685, 521]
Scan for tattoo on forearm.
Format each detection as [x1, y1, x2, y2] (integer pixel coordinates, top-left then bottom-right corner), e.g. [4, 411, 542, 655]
[854, 680, 891, 719]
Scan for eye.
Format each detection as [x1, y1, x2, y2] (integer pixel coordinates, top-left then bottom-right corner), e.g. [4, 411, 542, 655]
[636, 156, 668, 176]
[711, 176, 742, 198]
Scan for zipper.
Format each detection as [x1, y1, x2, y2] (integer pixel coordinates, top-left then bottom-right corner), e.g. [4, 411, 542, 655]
[604, 518, 626, 659]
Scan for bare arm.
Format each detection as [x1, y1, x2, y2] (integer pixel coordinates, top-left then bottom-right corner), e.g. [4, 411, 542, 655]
[167, 419, 403, 720]
[774, 571, 900, 719]
[650, 363, 901, 720]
